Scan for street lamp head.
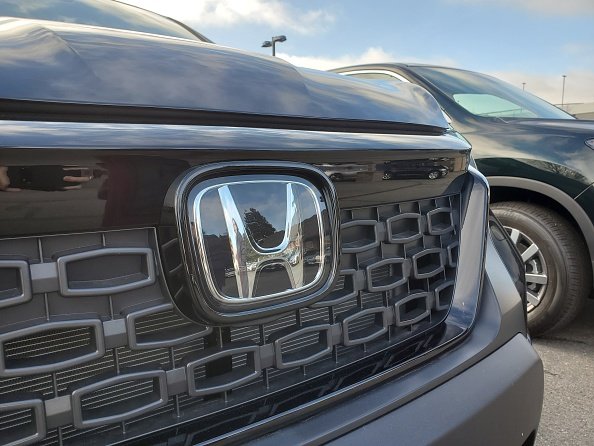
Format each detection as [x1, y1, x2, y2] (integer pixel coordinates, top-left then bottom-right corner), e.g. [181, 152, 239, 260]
[262, 35, 286, 56]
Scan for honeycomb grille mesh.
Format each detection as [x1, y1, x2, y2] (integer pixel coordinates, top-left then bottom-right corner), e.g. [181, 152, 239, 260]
[0, 195, 460, 445]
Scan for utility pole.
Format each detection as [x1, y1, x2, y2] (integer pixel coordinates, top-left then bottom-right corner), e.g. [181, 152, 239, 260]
[561, 75, 567, 108]
[522, 82, 526, 91]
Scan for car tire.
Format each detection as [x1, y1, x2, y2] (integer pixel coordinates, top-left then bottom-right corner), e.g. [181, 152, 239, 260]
[491, 201, 591, 336]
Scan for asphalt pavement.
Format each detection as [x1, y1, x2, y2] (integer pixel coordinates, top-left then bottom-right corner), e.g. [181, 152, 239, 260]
[533, 299, 594, 445]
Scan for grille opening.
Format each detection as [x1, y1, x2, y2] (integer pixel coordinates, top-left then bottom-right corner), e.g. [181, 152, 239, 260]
[341, 222, 377, 252]
[435, 196, 451, 208]
[300, 307, 331, 324]
[271, 324, 331, 368]
[414, 250, 444, 278]
[312, 273, 356, 307]
[78, 375, 165, 424]
[56, 351, 115, 395]
[230, 326, 261, 344]
[117, 346, 171, 370]
[360, 290, 384, 308]
[350, 208, 377, 220]
[387, 213, 422, 242]
[333, 296, 359, 318]
[447, 242, 459, 267]
[435, 282, 455, 311]
[0, 375, 54, 398]
[65, 253, 149, 292]
[427, 208, 454, 234]
[190, 348, 260, 396]
[399, 201, 418, 214]
[368, 260, 406, 291]
[349, 311, 379, 332]
[343, 310, 387, 345]
[418, 199, 435, 214]
[280, 331, 321, 356]
[133, 309, 202, 347]
[2, 326, 96, 372]
[0, 406, 38, 445]
[0, 268, 21, 301]
[394, 292, 431, 326]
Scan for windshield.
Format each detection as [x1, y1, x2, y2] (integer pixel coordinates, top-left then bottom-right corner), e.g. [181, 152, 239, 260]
[0, 0, 205, 41]
[412, 66, 573, 120]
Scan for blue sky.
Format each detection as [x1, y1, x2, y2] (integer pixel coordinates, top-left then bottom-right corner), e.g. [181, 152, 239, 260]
[125, 0, 594, 104]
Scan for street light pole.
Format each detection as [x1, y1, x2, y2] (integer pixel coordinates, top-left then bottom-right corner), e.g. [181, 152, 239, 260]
[522, 82, 526, 91]
[561, 75, 567, 108]
[261, 35, 286, 56]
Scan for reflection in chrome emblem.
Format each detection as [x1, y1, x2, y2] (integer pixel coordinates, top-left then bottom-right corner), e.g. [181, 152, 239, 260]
[192, 177, 326, 303]
[218, 183, 304, 298]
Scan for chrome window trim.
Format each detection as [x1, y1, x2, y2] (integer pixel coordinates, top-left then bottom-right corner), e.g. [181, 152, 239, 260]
[339, 69, 411, 83]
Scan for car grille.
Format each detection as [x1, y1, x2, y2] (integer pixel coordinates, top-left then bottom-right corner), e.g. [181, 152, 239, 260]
[0, 194, 460, 446]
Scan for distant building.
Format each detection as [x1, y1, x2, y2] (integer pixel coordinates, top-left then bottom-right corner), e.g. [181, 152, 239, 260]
[558, 103, 594, 120]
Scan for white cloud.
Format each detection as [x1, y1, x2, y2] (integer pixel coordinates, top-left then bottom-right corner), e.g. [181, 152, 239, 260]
[276, 47, 457, 70]
[446, 0, 594, 15]
[492, 70, 594, 104]
[275, 47, 395, 71]
[121, 0, 334, 34]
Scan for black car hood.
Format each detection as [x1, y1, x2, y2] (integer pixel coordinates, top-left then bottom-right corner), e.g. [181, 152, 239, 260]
[0, 18, 447, 129]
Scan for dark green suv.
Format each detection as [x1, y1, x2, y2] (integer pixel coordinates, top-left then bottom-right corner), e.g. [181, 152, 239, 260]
[335, 64, 594, 335]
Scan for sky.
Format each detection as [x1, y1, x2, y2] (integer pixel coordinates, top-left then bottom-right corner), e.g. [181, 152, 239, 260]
[123, 0, 594, 105]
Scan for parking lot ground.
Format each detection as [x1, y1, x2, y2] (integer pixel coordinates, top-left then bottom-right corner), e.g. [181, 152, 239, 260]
[533, 299, 594, 445]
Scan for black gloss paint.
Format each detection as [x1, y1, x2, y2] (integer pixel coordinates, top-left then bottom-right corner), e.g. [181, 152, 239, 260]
[0, 122, 470, 237]
[0, 19, 446, 129]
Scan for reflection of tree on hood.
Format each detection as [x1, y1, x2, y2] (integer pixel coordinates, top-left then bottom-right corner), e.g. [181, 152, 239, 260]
[244, 208, 276, 246]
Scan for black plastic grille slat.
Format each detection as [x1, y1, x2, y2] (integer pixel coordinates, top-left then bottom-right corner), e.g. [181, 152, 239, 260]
[0, 399, 45, 446]
[4, 327, 92, 360]
[0, 320, 105, 377]
[0, 195, 461, 445]
[0, 408, 32, 430]
[71, 370, 168, 429]
[80, 380, 156, 410]
[127, 304, 211, 350]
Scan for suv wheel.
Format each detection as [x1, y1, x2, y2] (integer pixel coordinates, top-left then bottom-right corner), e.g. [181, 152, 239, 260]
[491, 201, 591, 336]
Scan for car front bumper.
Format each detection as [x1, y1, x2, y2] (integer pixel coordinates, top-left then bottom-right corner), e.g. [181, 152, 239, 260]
[328, 334, 542, 446]
[242, 236, 544, 446]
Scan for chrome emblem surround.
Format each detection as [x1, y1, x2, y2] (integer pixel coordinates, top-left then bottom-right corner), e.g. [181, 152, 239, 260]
[169, 162, 340, 326]
[193, 179, 325, 302]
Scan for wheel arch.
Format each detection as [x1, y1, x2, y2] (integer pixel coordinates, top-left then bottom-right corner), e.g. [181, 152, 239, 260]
[488, 176, 594, 287]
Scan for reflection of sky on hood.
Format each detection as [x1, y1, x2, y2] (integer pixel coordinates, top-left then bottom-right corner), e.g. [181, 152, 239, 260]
[0, 18, 446, 128]
[0, 121, 470, 151]
[0, 0, 198, 39]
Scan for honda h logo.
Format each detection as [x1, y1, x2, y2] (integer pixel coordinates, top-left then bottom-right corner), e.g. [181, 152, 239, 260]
[218, 182, 308, 298]
[175, 163, 339, 325]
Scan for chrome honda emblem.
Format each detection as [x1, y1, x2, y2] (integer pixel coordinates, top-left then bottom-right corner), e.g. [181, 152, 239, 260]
[172, 163, 339, 325]
[218, 182, 311, 298]
[192, 177, 327, 302]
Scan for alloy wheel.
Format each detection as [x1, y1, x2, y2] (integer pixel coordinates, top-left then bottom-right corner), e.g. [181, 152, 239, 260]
[504, 226, 549, 311]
